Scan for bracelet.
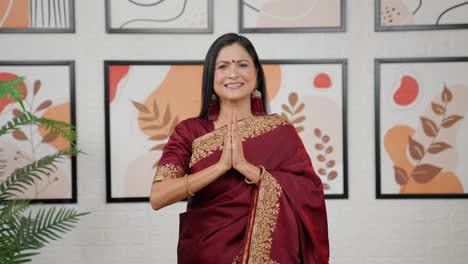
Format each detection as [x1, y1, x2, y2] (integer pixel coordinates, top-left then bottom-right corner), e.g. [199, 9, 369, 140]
[184, 174, 195, 196]
[245, 165, 265, 185]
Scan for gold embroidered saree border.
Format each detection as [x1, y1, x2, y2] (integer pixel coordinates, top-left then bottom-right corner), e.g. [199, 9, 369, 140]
[190, 115, 288, 167]
[152, 163, 185, 182]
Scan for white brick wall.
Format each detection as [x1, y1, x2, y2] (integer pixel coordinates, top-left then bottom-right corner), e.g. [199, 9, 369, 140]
[1, 0, 467, 263]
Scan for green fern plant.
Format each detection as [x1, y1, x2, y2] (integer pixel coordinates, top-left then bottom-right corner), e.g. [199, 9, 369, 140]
[0, 76, 88, 263]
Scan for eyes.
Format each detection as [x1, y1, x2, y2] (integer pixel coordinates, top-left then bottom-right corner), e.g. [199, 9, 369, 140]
[216, 62, 251, 70]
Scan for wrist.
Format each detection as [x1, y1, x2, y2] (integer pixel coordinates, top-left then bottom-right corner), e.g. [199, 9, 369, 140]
[214, 162, 230, 174]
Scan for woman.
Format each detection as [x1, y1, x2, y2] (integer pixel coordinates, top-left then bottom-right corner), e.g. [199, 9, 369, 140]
[150, 33, 329, 264]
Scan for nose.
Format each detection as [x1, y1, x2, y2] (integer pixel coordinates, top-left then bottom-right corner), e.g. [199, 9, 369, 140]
[227, 65, 239, 79]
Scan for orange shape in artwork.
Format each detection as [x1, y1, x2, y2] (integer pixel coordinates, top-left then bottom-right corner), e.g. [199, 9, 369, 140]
[109, 65, 130, 103]
[0, 0, 30, 28]
[393, 75, 419, 106]
[0, 72, 27, 112]
[314, 73, 331, 88]
[39, 102, 72, 154]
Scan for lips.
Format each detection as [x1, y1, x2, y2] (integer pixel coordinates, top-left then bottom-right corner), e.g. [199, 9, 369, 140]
[225, 82, 243, 89]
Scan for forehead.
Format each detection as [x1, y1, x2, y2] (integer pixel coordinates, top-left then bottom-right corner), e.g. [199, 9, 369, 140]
[216, 43, 253, 62]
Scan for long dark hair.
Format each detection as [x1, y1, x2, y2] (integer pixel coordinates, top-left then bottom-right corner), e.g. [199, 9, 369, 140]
[198, 33, 268, 119]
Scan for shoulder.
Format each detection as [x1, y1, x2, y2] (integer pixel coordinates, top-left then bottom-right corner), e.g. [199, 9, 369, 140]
[263, 113, 302, 141]
[173, 117, 211, 140]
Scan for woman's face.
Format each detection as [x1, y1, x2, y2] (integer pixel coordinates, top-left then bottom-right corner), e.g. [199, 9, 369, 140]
[213, 42, 257, 105]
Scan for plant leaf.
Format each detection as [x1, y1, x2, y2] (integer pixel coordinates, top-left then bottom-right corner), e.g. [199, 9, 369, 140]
[35, 100, 52, 112]
[441, 115, 463, 128]
[393, 166, 408, 185]
[431, 102, 445, 115]
[152, 100, 159, 119]
[317, 154, 326, 162]
[315, 143, 324, 150]
[138, 117, 154, 122]
[318, 168, 326, 175]
[325, 146, 333, 154]
[420, 117, 438, 137]
[131, 100, 150, 114]
[294, 103, 304, 114]
[322, 135, 330, 144]
[327, 171, 337, 180]
[13, 108, 23, 117]
[13, 129, 28, 141]
[326, 160, 335, 168]
[149, 134, 168, 141]
[281, 104, 292, 115]
[323, 183, 330, 190]
[408, 136, 424, 160]
[288, 92, 298, 107]
[295, 126, 304, 133]
[142, 125, 163, 130]
[442, 85, 452, 103]
[163, 104, 171, 124]
[412, 164, 442, 183]
[428, 142, 452, 154]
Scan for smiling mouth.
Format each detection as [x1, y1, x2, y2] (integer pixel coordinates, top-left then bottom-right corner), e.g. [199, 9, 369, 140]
[225, 83, 243, 89]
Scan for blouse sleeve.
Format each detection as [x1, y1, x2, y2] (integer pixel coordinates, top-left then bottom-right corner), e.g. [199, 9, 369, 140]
[152, 121, 192, 183]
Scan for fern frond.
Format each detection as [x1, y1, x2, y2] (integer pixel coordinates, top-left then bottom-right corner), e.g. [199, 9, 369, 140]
[0, 149, 77, 201]
[0, 77, 26, 112]
[0, 200, 31, 224]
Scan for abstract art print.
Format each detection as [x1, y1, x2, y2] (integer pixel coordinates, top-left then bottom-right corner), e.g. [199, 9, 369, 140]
[376, 57, 468, 198]
[376, 0, 468, 31]
[239, 0, 346, 33]
[105, 60, 348, 202]
[0, 0, 75, 33]
[106, 0, 213, 33]
[0, 61, 77, 203]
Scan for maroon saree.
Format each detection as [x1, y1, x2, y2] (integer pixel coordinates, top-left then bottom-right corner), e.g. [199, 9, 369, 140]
[153, 114, 329, 264]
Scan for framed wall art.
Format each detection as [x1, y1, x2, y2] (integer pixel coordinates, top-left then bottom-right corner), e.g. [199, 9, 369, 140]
[0, 61, 77, 203]
[376, 57, 468, 198]
[239, 0, 346, 33]
[105, 59, 348, 202]
[376, 0, 468, 31]
[105, 0, 213, 34]
[0, 0, 75, 33]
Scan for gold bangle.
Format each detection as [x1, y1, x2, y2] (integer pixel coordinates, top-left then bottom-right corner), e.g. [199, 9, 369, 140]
[245, 165, 265, 185]
[184, 174, 195, 196]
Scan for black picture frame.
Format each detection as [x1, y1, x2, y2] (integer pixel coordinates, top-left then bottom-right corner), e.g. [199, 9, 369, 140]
[0, 0, 75, 33]
[375, 0, 468, 31]
[375, 57, 468, 199]
[0, 60, 77, 204]
[239, 0, 346, 33]
[105, 59, 348, 203]
[105, 0, 214, 34]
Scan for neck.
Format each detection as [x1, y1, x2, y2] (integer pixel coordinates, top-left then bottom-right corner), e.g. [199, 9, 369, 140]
[217, 99, 253, 121]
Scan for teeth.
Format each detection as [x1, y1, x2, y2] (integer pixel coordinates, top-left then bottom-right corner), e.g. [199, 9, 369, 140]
[226, 83, 242, 88]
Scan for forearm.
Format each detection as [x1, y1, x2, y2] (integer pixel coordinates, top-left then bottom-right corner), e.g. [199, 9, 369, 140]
[150, 163, 227, 210]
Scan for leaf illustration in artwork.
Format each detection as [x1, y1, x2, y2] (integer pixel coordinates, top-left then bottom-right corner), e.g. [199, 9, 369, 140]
[294, 103, 305, 114]
[42, 133, 59, 143]
[35, 100, 52, 112]
[314, 128, 322, 138]
[13, 129, 28, 141]
[328, 171, 337, 180]
[139, 117, 154, 122]
[393, 166, 408, 185]
[315, 143, 324, 150]
[442, 85, 452, 103]
[151, 143, 166, 151]
[318, 168, 326, 175]
[296, 126, 304, 133]
[281, 104, 293, 115]
[317, 154, 326, 162]
[33, 80, 41, 95]
[441, 115, 464, 128]
[325, 146, 333, 154]
[163, 104, 171, 124]
[289, 92, 298, 107]
[412, 164, 442, 183]
[153, 100, 160, 119]
[408, 136, 424, 160]
[291, 116, 305, 124]
[420, 117, 438, 137]
[13, 109, 23, 117]
[322, 135, 330, 143]
[142, 124, 163, 130]
[323, 183, 330, 190]
[131, 100, 150, 114]
[431, 103, 445, 115]
[428, 142, 452, 154]
[149, 134, 168, 141]
[326, 160, 335, 168]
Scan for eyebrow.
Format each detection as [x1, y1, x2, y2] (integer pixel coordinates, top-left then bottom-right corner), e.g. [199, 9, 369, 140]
[215, 60, 251, 65]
